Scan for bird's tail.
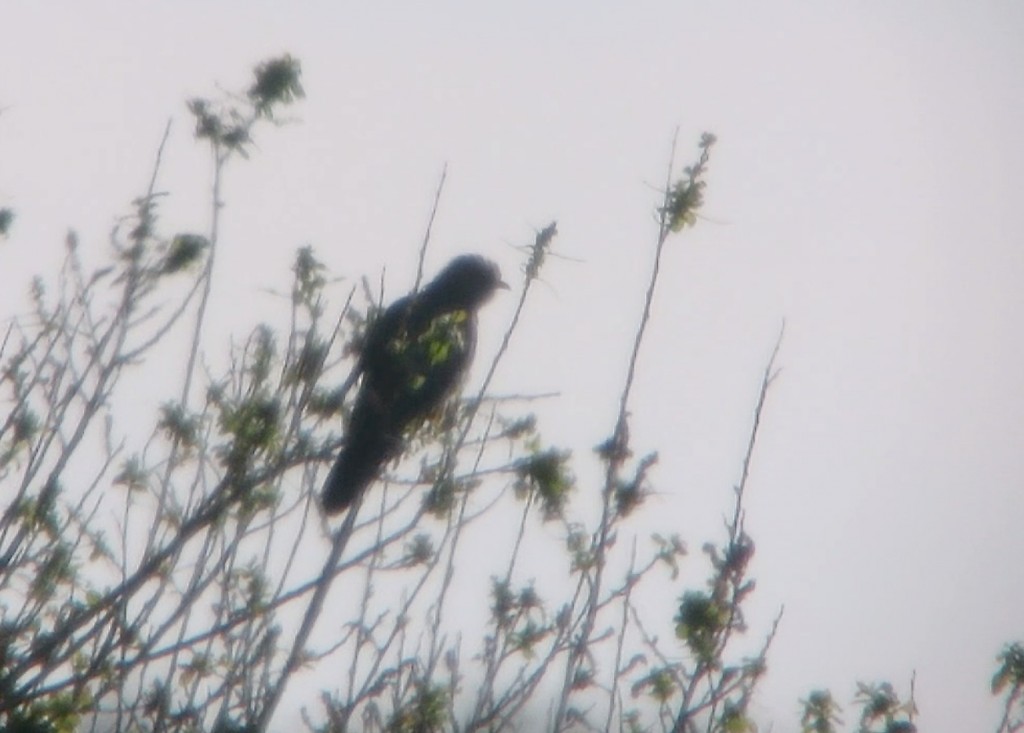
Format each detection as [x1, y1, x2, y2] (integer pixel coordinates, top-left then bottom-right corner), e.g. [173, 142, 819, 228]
[321, 429, 397, 514]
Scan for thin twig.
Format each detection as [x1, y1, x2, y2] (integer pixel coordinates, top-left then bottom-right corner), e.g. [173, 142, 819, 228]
[414, 163, 448, 294]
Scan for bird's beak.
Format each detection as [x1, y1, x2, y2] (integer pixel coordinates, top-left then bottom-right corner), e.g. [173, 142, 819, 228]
[497, 279, 510, 290]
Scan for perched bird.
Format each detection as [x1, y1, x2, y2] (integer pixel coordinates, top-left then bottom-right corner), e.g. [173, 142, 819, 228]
[322, 254, 507, 514]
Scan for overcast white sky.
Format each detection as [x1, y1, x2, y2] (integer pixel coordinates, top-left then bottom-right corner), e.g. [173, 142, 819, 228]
[2, 2, 1023, 730]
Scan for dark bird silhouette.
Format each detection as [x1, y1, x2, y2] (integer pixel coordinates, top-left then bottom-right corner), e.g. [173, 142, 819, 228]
[322, 254, 507, 514]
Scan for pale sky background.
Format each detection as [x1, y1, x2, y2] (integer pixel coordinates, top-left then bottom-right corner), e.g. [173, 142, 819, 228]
[2, 2, 1023, 731]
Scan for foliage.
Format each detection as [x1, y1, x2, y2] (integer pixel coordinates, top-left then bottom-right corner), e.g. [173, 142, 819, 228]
[994, 642, 1024, 733]
[0, 208, 13, 238]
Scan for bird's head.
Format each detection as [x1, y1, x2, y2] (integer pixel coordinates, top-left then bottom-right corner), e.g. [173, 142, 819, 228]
[426, 254, 508, 310]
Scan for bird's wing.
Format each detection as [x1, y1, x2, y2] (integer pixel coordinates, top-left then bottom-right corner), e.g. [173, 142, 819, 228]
[320, 298, 415, 513]
[394, 308, 477, 426]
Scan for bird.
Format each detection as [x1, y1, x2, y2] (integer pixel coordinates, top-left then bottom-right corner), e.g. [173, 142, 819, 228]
[321, 254, 507, 514]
